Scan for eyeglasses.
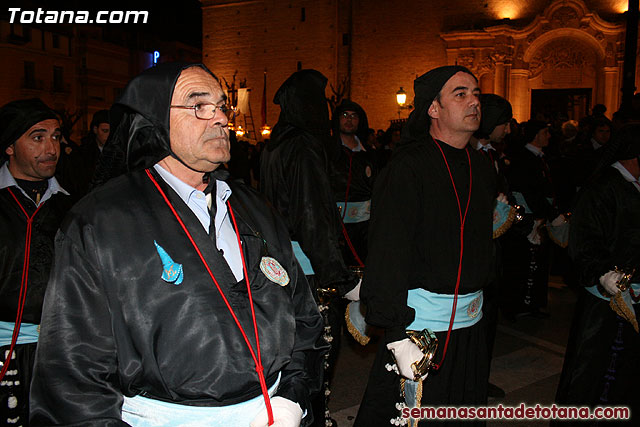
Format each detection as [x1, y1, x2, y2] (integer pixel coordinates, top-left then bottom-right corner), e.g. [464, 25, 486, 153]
[170, 103, 236, 120]
[340, 112, 359, 120]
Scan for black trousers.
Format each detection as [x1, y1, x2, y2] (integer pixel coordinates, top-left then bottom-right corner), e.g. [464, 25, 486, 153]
[355, 318, 489, 426]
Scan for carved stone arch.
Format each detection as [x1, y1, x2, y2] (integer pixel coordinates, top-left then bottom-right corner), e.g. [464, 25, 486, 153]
[523, 28, 606, 64]
[544, 0, 590, 21]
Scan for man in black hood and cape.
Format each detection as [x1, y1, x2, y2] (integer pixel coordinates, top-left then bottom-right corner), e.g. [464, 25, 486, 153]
[260, 69, 359, 427]
[329, 99, 377, 265]
[355, 66, 496, 426]
[30, 63, 325, 427]
[555, 123, 640, 424]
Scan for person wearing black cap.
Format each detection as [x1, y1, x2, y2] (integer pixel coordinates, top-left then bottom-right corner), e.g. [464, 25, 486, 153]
[0, 98, 71, 426]
[355, 66, 497, 425]
[470, 93, 514, 399]
[502, 120, 565, 319]
[471, 93, 512, 193]
[260, 70, 359, 427]
[30, 63, 325, 427]
[555, 123, 640, 423]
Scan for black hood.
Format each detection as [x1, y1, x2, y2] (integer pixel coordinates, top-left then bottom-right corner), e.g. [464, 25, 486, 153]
[331, 99, 370, 144]
[108, 62, 217, 171]
[475, 94, 512, 140]
[402, 65, 475, 144]
[269, 69, 330, 150]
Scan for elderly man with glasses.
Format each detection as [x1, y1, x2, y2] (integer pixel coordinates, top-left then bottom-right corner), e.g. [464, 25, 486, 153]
[30, 63, 325, 427]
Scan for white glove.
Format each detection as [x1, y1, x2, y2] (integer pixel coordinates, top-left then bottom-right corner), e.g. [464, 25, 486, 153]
[344, 279, 361, 301]
[550, 214, 567, 227]
[527, 219, 544, 245]
[496, 193, 508, 205]
[250, 396, 303, 427]
[599, 270, 624, 296]
[386, 338, 425, 380]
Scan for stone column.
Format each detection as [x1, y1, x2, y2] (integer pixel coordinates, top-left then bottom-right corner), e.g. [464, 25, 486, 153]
[603, 66, 620, 116]
[509, 68, 530, 122]
[494, 61, 505, 97]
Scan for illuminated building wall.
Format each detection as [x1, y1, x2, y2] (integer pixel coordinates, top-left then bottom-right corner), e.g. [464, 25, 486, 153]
[203, 0, 639, 130]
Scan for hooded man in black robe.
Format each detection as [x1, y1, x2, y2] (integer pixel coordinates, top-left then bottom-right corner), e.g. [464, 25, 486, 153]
[555, 123, 640, 425]
[30, 63, 325, 427]
[355, 66, 496, 426]
[260, 70, 359, 427]
[260, 70, 357, 299]
[329, 99, 377, 265]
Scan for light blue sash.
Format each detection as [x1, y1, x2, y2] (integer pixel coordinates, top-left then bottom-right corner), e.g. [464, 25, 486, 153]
[122, 372, 281, 427]
[0, 321, 39, 347]
[585, 283, 640, 303]
[406, 289, 483, 332]
[336, 200, 371, 223]
[291, 241, 314, 275]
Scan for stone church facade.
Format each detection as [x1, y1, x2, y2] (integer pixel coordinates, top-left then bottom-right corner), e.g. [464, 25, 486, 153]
[203, 0, 637, 131]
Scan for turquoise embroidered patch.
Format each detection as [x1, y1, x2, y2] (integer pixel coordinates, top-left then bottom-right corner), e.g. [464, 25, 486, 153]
[154, 241, 184, 285]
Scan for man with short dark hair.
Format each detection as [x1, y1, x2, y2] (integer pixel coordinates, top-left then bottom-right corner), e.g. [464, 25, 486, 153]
[30, 63, 324, 427]
[355, 66, 497, 425]
[0, 98, 70, 427]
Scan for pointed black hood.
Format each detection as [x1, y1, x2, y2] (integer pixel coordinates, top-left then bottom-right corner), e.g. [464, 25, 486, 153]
[269, 69, 330, 151]
[108, 62, 218, 171]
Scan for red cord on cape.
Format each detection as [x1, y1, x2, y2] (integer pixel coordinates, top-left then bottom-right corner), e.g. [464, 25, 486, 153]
[0, 188, 43, 382]
[431, 140, 472, 371]
[340, 151, 365, 267]
[146, 169, 274, 425]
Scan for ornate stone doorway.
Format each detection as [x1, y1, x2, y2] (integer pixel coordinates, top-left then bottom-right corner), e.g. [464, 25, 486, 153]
[531, 88, 592, 121]
[441, 0, 625, 121]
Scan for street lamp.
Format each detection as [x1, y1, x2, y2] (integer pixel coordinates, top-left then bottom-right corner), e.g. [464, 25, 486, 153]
[396, 87, 412, 119]
[396, 87, 407, 107]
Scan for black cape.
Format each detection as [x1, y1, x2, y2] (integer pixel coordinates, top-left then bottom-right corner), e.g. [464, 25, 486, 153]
[30, 169, 325, 426]
[261, 70, 355, 294]
[556, 166, 640, 423]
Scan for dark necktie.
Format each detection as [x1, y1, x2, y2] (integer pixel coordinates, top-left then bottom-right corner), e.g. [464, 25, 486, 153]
[204, 178, 217, 239]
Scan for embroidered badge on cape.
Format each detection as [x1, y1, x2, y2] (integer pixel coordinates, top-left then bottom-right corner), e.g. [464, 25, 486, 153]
[260, 256, 290, 286]
[154, 241, 184, 285]
[467, 295, 482, 319]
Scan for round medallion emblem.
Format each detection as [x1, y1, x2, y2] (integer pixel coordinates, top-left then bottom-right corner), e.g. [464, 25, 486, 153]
[260, 256, 290, 286]
[467, 295, 482, 319]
